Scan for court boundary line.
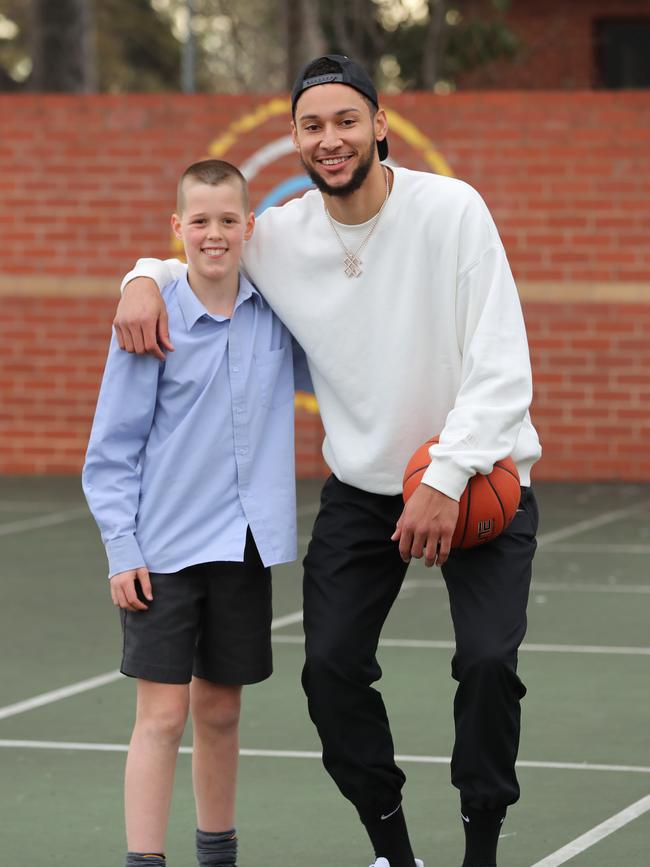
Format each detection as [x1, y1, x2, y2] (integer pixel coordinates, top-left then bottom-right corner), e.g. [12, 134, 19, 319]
[540, 542, 650, 554]
[1, 622, 644, 722]
[0, 739, 649, 776]
[0, 670, 123, 721]
[271, 634, 650, 656]
[528, 793, 650, 866]
[535, 499, 650, 547]
[0, 500, 319, 539]
[0, 608, 303, 721]
[400, 578, 650, 595]
[0, 507, 89, 537]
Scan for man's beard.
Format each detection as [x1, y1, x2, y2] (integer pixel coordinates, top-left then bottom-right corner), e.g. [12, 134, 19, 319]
[301, 141, 376, 198]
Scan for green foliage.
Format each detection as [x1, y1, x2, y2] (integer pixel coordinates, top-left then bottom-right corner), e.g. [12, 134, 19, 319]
[372, 0, 520, 88]
[442, 8, 520, 80]
[95, 0, 180, 92]
[0, 0, 31, 89]
[0, 0, 522, 92]
[0, 0, 180, 91]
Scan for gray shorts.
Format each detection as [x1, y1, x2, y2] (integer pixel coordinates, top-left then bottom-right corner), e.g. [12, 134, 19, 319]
[120, 530, 272, 685]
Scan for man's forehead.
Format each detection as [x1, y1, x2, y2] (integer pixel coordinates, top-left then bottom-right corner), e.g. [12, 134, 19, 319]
[294, 82, 368, 119]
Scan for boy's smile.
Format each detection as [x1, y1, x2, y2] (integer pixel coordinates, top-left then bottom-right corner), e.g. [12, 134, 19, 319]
[202, 244, 227, 259]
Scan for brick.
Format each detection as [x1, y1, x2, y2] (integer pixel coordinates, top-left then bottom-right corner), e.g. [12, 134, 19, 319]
[2, 90, 650, 480]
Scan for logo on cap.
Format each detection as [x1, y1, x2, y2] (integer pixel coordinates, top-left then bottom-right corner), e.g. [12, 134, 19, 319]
[303, 73, 344, 87]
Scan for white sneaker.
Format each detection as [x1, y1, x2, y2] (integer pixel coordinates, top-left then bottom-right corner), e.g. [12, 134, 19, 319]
[370, 860, 424, 867]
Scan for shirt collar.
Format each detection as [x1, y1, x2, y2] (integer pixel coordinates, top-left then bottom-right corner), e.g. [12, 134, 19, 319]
[175, 271, 263, 331]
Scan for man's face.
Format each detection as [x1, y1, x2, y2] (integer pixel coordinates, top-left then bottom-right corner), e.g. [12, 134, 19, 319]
[171, 179, 254, 285]
[291, 84, 386, 197]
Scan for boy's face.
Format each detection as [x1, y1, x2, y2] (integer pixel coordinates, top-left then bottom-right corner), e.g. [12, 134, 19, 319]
[172, 179, 254, 285]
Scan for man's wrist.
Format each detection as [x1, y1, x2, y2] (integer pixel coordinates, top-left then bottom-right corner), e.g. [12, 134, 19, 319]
[122, 276, 160, 295]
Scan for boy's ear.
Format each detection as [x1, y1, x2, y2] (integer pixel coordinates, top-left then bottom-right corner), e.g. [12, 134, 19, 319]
[171, 213, 183, 240]
[244, 211, 255, 241]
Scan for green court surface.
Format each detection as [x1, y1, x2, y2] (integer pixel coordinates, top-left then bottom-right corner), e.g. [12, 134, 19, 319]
[1, 478, 649, 866]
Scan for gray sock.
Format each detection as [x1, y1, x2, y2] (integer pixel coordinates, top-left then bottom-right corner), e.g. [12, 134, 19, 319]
[125, 854, 166, 867]
[196, 828, 237, 866]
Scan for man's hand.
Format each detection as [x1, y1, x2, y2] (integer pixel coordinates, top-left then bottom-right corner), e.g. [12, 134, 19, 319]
[110, 567, 153, 611]
[113, 277, 174, 361]
[391, 485, 459, 567]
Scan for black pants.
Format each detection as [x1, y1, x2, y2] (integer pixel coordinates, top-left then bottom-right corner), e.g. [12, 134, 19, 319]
[301, 476, 538, 822]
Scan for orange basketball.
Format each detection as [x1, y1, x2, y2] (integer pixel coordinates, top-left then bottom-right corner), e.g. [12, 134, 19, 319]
[402, 436, 521, 548]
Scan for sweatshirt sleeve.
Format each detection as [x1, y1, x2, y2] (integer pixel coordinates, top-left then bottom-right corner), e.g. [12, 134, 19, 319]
[421, 198, 533, 500]
[82, 333, 161, 577]
[120, 258, 187, 293]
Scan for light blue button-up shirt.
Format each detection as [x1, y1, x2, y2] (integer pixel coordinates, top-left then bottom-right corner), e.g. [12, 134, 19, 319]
[83, 273, 296, 576]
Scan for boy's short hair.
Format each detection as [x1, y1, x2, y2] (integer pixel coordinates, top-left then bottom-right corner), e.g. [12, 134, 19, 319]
[177, 159, 249, 214]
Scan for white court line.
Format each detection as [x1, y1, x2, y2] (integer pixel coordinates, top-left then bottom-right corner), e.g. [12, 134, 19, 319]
[0, 499, 72, 510]
[0, 506, 88, 537]
[269, 610, 303, 630]
[401, 578, 650, 595]
[0, 501, 320, 538]
[0, 740, 649, 776]
[531, 581, 650, 595]
[536, 499, 650, 547]
[0, 608, 303, 721]
[0, 502, 65, 514]
[271, 634, 650, 656]
[548, 542, 650, 554]
[529, 793, 650, 867]
[0, 670, 123, 721]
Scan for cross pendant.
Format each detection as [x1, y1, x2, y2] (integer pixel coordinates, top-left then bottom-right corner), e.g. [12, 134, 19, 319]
[344, 252, 363, 278]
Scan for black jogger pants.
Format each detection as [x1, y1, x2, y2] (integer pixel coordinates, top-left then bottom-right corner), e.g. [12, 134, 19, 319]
[301, 475, 538, 822]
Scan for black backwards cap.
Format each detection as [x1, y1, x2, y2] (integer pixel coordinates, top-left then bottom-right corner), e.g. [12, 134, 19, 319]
[291, 54, 389, 161]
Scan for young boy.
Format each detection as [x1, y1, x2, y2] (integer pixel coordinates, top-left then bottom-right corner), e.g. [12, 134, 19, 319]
[82, 159, 296, 867]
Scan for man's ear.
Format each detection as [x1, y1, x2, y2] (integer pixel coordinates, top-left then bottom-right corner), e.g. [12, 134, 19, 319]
[291, 121, 300, 152]
[374, 108, 388, 149]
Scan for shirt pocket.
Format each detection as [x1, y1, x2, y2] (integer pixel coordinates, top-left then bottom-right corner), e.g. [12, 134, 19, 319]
[254, 345, 293, 408]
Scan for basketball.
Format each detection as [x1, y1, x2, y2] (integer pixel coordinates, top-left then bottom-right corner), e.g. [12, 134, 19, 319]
[402, 436, 521, 548]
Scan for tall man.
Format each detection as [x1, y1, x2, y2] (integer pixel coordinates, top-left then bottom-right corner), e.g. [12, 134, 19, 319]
[114, 55, 541, 867]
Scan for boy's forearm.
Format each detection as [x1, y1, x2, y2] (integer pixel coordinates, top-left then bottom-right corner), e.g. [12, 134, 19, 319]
[82, 338, 159, 577]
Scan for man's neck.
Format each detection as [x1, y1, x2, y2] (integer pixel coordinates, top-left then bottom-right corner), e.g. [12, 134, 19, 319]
[323, 163, 393, 225]
[187, 268, 239, 318]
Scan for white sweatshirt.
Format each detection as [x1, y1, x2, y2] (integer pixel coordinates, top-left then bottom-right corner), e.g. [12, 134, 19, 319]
[122, 167, 541, 500]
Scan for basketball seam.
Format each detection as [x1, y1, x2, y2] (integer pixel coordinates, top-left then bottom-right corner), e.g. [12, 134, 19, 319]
[486, 472, 506, 528]
[404, 463, 431, 485]
[494, 460, 519, 482]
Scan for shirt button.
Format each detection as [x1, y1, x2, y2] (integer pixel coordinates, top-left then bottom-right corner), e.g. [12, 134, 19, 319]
[231, 366, 239, 373]
[239, 447, 248, 455]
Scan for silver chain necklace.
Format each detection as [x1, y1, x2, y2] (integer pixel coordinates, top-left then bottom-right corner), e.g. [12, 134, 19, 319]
[324, 167, 390, 278]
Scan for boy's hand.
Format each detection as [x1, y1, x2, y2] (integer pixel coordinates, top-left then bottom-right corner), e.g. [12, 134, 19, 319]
[391, 485, 459, 568]
[113, 278, 174, 361]
[110, 567, 153, 611]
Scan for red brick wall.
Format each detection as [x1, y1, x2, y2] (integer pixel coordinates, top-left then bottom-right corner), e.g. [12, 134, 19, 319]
[1, 92, 649, 480]
[460, 0, 650, 89]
